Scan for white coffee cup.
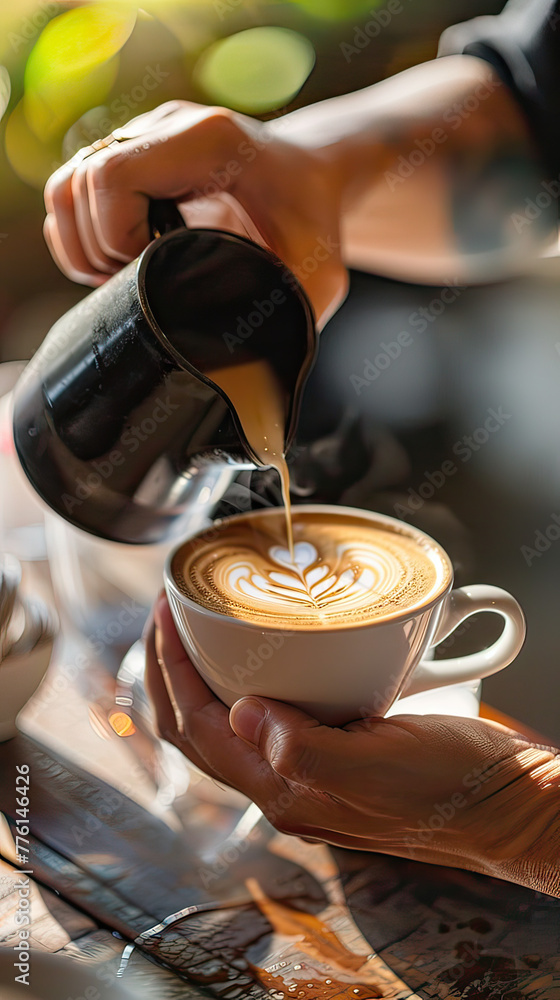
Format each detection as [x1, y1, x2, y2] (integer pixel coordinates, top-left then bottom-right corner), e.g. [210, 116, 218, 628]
[164, 505, 526, 726]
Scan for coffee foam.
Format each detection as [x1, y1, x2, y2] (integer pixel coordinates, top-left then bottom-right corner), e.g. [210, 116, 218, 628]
[172, 509, 450, 629]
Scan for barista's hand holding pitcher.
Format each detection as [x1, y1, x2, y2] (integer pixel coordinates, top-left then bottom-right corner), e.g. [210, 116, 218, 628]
[44, 55, 535, 303]
[43, 100, 347, 328]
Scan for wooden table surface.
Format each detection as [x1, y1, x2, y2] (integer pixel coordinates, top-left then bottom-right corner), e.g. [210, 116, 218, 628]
[0, 647, 559, 999]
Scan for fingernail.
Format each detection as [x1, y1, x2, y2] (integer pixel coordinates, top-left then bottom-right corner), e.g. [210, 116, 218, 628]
[230, 698, 266, 746]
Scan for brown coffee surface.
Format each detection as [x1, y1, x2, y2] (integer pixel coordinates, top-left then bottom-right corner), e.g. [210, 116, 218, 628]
[172, 509, 449, 629]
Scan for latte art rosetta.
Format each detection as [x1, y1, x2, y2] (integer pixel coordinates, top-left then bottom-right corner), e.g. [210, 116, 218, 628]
[173, 511, 447, 629]
[224, 541, 399, 613]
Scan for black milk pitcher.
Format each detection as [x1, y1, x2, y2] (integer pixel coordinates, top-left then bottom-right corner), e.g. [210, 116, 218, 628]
[12, 204, 316, 544]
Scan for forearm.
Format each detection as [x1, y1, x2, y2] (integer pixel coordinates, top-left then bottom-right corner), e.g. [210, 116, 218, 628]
[388, 733, 560, 898]
[464, 746, 560, 897]
[275, 57, 520, 198]
[269, 56, 546, 283]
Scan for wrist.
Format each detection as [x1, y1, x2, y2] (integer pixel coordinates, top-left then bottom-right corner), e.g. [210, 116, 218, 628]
[460, 746, 560, 896]
[263, 100, 384, 211]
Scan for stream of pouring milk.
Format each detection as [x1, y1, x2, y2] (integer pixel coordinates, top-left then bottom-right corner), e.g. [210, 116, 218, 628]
[208, 359, 294, 559]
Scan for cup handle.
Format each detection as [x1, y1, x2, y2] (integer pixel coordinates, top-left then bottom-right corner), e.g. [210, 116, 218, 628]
[401, 585, 526, 698]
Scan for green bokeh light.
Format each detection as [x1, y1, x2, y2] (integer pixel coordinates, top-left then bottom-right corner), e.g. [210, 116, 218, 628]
[285, 0, 381, 21]
[24, 4, 137, 139]
[194, 26, 315, 114]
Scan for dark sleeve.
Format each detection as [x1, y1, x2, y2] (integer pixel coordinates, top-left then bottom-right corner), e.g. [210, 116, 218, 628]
[438, 0, 560, 180]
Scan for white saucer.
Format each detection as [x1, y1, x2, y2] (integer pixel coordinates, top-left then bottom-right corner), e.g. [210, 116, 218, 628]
[387, 679, 481, 718]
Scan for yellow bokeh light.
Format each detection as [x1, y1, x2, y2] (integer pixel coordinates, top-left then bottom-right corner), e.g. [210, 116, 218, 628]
[194, 26, 315, 115]
[0, 2, 58, 61]
[25, 60, 119, 142]
[5, 99, 60, 188]
[27, 3, 137, 77]
[24, 4, 137, 140]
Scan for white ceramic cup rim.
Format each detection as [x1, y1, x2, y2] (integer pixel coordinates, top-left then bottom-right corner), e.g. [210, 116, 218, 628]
[164, 504, 455, 634]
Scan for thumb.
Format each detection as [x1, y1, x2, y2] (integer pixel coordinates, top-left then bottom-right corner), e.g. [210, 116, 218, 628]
[229, 697, 343, 787]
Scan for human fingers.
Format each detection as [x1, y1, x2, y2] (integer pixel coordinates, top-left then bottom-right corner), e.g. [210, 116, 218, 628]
[230, 701, 520, 828]
[72, 162, 124, 274]
[230, 695, 383, 793]
[152, 604, 374, 838]
[43, 192, 106, 286]
[43, 100, 200, 278]
[108, 99, 197, 138]
[153, 597, 286, 800]
[88, 105, 252, 260]
[144, 611, 179, 743]
[229, 697, 423, 837]
[153, 604, 403, 839]
[145, 599, 234, 784]
[230, 699, 514, 806]
[45, 146, 144, 283]
[46, 103, 257, 282]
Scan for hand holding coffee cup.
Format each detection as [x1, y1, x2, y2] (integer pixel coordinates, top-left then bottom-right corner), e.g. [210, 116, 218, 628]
[164, 505, 526, 726]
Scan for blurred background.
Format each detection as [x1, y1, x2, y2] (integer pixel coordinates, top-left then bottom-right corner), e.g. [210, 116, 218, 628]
[1, 0, 560, 743]
[0, 0, 504, 355]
